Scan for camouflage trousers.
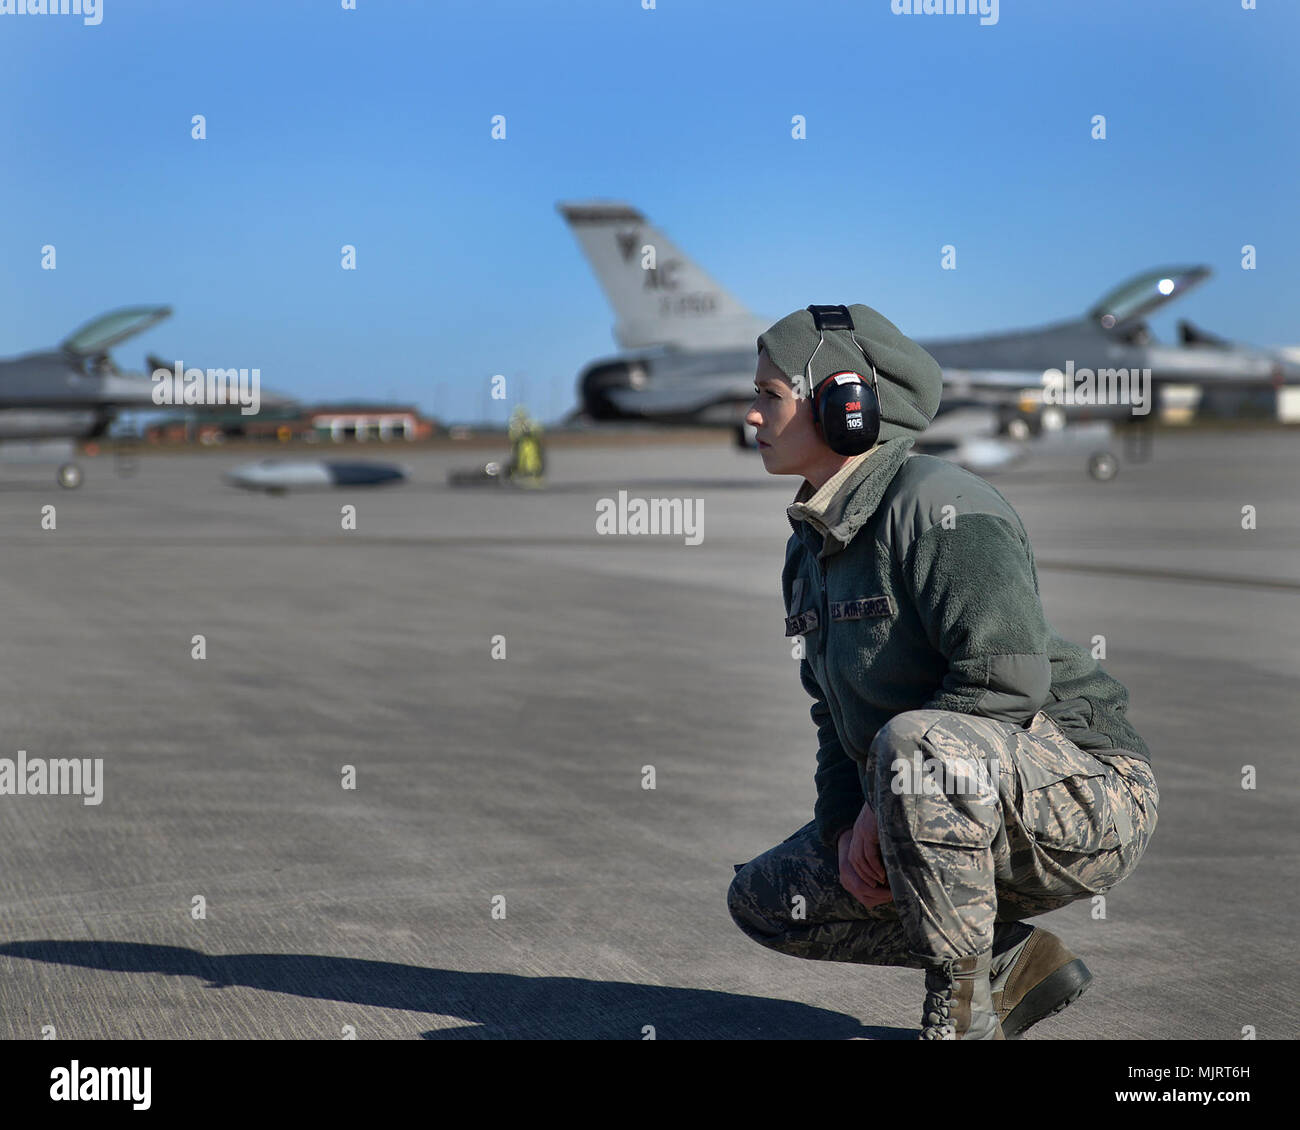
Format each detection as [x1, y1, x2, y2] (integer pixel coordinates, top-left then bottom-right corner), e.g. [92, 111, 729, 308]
[728, 709, 1159, 966]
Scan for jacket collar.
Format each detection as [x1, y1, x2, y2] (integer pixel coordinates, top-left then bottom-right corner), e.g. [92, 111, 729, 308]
[786, 435, 915, 557]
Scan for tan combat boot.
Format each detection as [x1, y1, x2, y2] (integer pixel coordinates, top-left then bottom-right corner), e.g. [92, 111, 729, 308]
[990, 922, 1093, 1039]
[917, 951, 1004, 1040]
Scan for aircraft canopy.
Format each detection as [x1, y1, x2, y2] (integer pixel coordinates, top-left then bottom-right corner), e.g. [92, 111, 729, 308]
[1088, 267, 1210, 331]
[61, 306, 172, 356]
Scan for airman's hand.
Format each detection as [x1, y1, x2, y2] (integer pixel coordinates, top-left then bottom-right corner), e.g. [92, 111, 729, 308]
[837, 802, 894, 908]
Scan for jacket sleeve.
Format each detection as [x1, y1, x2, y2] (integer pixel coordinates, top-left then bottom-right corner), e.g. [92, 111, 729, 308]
[901, 512, 1052, 723]
[800, 655, 865, 849]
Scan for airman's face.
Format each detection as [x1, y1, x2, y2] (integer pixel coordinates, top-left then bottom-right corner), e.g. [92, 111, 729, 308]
[745, 349, 825, 476]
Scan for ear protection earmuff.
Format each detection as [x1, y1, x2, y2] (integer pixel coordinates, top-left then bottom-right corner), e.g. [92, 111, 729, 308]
[803, 304, 882, 456]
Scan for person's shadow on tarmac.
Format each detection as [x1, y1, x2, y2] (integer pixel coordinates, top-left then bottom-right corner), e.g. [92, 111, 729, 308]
[0, 940, 913, 1039]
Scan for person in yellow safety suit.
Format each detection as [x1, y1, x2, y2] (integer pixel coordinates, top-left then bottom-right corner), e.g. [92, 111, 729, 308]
[507, 406, 545, 486]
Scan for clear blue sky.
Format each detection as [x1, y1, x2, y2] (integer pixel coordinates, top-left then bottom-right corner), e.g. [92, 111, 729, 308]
[2, 0, 1296, 425]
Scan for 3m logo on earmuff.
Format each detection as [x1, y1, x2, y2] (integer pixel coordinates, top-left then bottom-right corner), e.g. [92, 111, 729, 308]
[813, 368, 876, 452]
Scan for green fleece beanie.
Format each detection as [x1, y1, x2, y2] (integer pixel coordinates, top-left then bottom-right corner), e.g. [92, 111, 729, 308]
[757, 304, 943, 441]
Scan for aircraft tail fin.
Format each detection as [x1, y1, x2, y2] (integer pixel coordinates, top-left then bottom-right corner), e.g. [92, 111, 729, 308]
[557, 200, 767, 350]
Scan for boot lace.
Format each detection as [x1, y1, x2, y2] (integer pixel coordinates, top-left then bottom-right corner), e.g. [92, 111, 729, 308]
[920, 968, 957, 1040]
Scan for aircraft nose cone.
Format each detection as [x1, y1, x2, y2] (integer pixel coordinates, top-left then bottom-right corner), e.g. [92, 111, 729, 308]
[224, 461, 407, 491]
[581, 361, 643, 420]
[223, 460, 334, 491]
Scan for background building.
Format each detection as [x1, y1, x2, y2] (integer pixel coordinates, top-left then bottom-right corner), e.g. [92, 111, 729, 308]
[143, 404, 438, 444]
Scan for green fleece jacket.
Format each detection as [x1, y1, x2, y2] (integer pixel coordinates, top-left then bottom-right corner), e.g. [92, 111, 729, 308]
[783, 435, 1151, 850]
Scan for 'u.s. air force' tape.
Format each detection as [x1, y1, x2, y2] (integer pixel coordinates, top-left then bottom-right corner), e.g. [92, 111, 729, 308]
[785, 596, 894, 635]
[830, 596, 893, 621]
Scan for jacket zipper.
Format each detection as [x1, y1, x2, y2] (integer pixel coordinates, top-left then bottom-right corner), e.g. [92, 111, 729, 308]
[818, 553, 830, 663]
[816, 549, 846, 742]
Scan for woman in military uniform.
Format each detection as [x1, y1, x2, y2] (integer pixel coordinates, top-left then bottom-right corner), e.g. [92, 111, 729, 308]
[727, 304, 1159, 1040]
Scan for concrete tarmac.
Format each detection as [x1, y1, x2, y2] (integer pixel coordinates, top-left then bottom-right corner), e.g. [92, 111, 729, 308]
[0, 429, 1296, 1039]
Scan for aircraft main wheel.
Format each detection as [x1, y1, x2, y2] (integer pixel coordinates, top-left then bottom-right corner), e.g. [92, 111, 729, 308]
[736, 422, 758, 449]
[1087, 452, 1118, 481]
[57, 463, 83, 489]
[1006, 418, 1031, 441]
